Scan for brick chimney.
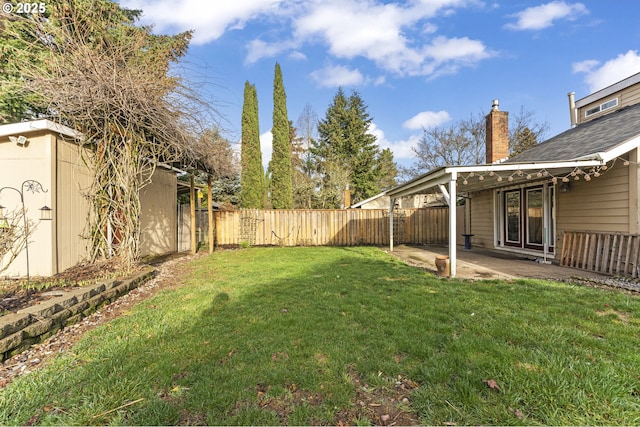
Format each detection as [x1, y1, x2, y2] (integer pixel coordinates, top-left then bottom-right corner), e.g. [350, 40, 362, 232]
[485, 99, 509, 163]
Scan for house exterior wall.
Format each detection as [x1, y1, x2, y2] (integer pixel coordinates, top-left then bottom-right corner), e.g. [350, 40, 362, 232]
[468, 189, 494, 248]
[578, 84, 640, 124]
[0, 132, 54, 277]
[54, 136, 92, 274]
[139, 167, 177, 257]
[555, 159, 630, 242]
[466, 159, 633, 256]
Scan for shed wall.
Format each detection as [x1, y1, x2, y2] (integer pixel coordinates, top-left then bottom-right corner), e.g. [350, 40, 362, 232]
[54, 136, 92, 273]
[0, 132, 54, 277]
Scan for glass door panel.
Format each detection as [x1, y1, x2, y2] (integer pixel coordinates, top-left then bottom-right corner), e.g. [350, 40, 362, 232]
[505, 191, 520, 244]
[526, 188, 543, 246]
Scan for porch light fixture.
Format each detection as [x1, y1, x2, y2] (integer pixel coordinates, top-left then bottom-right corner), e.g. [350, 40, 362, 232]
[39, 205, 52, 220]
[8, 135, 28, 146]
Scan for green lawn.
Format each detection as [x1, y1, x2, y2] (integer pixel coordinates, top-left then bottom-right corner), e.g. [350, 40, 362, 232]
[2, 246, 640, 425]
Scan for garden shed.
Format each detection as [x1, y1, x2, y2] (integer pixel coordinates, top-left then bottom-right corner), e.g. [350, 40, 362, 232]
[0, 119, 179, 278]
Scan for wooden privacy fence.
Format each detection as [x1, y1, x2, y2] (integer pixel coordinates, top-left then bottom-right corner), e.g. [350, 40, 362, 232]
[561, 230, 640, 277]
[214, 208, 449, 247]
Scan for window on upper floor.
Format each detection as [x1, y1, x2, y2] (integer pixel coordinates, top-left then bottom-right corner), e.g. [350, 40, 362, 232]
[585, 98, 618, 118]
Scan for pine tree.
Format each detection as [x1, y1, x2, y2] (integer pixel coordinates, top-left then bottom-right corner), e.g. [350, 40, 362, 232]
[270, 63, 293, 208]
[314, 88, 383, 204]
[240, 81, 265, 208]
[376, 148, 398, 190]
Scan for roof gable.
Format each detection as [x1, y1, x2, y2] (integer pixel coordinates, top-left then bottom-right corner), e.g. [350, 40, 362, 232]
[507, 102, 640, 163]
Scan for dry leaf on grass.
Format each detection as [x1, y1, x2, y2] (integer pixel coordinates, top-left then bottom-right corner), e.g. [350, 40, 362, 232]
[482, 379, 500, 390]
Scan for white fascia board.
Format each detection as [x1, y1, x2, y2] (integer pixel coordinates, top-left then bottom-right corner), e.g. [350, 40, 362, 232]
[0, 119, 83, 140]
[596, 134, 640, 163]
[446, 159, 605, 175]
[387, 169, 450, 198]
[157, 161, 187, 175]
[349, 191, 387, 208]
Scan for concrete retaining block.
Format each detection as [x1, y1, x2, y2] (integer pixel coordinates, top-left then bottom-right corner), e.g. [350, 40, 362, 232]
[0, 313, 31, 337]
[0, 267, 156, 361]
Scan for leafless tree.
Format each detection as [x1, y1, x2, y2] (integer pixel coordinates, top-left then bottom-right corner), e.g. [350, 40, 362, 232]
[2, 2, 220, 269]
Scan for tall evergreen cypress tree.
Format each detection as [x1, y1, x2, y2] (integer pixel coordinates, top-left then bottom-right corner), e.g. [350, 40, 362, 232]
[270, 63, 293, 208]
[240, 81, 265, 208]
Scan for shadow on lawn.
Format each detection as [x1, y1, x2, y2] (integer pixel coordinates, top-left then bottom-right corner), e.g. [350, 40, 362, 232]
[5, 247, 640, 426]
[43, 248, 430, 426]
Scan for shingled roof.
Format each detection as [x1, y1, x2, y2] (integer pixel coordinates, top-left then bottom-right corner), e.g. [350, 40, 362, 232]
[506, 101, 640, 163]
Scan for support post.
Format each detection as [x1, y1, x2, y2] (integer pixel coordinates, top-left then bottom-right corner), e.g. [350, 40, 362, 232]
[449, 172, 457, 277]
[190, 174, 196, 255]
[207, 174, 214, 254]
[389, 197, 395, 251]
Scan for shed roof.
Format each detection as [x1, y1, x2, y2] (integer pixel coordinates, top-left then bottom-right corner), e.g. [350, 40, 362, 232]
[0, 119, 82, 140]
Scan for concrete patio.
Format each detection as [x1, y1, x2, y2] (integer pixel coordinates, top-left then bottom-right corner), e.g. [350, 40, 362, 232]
[388, 244, 611, 282]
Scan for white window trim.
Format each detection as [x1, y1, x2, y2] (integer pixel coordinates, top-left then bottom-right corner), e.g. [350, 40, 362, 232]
[585, 97, 619, 118]
[494, 183, 556, 258]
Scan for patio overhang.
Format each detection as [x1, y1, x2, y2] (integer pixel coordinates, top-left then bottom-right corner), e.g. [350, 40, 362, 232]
[386, 158, 609, 277]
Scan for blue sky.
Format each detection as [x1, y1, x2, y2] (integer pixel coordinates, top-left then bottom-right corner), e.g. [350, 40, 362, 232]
[118, 0, 640, 170]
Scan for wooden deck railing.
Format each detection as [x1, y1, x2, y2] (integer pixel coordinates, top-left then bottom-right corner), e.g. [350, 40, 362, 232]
[561, 230, 640, 277]
[214, 208, 449, 247]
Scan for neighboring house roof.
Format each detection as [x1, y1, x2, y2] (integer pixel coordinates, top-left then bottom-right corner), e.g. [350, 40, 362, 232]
[506, 102, 640, 163]
[348, 191, 387, 208]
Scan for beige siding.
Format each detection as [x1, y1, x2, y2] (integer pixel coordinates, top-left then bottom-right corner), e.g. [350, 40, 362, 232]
[0, 132, 54, 277]
[556, 161, 630, 244]
[139, 168, 177, 257]
[578, 84, 640, 124]
[468, 190, 494, 248]
[54, 137, 92, 273]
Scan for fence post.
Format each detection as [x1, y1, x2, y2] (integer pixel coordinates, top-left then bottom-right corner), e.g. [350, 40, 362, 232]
[190, 174, 196, 255]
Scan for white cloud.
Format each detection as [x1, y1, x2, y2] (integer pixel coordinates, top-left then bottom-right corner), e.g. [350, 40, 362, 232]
[573, 50, 640, 93]
[260, 130, 273, 169]
[121, 0, 493, 78]
[310, 65, 364, 87]
[293, 0, 491, 77]
[120, 0, 284, 44]
[571, 59, 599, 74]
[288, 51, 307, 61]
[369, 123, 420, 161]
[505, 1, 588, 31]
[246, 39, 297, 64]
[403, 111, 451, 130]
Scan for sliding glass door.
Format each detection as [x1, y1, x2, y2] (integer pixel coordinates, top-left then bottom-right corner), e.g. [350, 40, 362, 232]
[500, 184, 554, 253]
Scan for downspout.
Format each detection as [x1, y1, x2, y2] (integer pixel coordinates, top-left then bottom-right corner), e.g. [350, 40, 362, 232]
[449, 171, 457, 277]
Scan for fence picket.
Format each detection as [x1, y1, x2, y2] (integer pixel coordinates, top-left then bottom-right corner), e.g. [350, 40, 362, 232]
[212, 208, 448, 247]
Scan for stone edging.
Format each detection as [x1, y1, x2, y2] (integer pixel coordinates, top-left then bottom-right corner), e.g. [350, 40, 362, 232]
[0, 267, 156, 361]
